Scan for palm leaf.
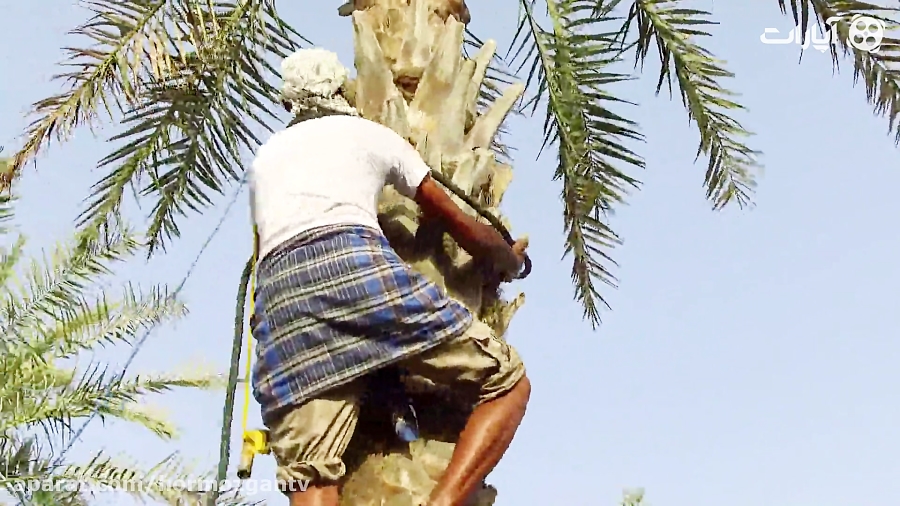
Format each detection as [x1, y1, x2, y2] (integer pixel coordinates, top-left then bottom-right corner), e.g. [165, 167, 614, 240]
[39, 284, 187, 359]
[617, 0, 760, 209]
[3, 0, 173, 189]
[511, 0, 644, 327]
[0, 228, 140, 349]
[0, 199, 216, 479]
[60, 452, 206, 504]
[775, 1, 900, 142]
[76, 0, 307, 254]
[3, 0, 306, 254]
[0, 149, 14, 233]
[508, 0, 761, 325]
[620, 488, 646, 506]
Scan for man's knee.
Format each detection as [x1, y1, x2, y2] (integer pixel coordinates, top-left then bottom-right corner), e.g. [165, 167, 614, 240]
[404, 319, 527, 404]
[264, 382, 362, 489]
[463, 319, 527, 404]
[476, 346, 526, 405]
[286, 484, 339, 506]
[508, 374, 531, 406]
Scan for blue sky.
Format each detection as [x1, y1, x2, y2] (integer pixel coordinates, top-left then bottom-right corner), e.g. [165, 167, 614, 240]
[2, 1, 900, 505]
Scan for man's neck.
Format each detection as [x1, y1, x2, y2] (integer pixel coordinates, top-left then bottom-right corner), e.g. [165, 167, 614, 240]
[287, 109, 348, 127]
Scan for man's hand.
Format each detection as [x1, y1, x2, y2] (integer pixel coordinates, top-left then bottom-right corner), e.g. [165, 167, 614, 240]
[489, 236, 526, 282]
[480, 236, 528, 292]
[436, 0, 470, 23]
[508, 237, 528, 279]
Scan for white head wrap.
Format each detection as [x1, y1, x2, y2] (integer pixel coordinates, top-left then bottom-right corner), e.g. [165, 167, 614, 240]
[280, 48, 358, 117]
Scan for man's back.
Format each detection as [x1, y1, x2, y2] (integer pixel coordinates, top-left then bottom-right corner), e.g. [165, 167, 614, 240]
[250, 115, 429, 259]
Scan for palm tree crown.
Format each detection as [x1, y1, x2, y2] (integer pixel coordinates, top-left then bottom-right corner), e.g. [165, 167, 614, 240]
[2, 0, 898, 327]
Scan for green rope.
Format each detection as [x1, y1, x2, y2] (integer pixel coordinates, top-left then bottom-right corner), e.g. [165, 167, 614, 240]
[211, 257, 253, 505]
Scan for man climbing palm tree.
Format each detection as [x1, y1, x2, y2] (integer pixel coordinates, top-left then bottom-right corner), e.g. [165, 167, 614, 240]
[249, 48, 532, 506]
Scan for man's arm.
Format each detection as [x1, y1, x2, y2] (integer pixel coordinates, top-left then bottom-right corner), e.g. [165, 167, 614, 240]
[376, 121, 522, 278]
[414, 175, 520, 276]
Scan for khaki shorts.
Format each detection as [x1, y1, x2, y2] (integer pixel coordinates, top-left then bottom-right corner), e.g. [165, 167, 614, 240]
[263, 319, 526, 486]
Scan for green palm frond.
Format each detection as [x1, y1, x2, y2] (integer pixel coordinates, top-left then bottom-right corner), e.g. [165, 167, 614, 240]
[60, 452, 205, 504]
[0, 227, 140, 348]
[0, 194, 14, 235]
[4, 0, 306, 252]
[75, 0, 306, 254]
[509, 0, 761, 325]
[512, 0, 644, 327]
[618, 0, 760, 209]
[620, 488, 646, 506]
[0, 149, 13, 232]
[0, 435, 42, 490]
[38, 284, 187, 359]
[0, 437, 90, 505]
[4, 0, 173, 190]
[775, 1, 900, 142]
[0, 363, 218, 440]
[0, 197, 231, 505]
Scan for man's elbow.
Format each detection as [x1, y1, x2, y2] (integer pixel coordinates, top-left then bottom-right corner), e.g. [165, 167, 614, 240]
[413, 176, 487, 247]
[413, 175, 449, 219]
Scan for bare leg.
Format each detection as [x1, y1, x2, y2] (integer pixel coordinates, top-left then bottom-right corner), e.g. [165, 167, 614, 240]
[427, 375, 531, 506]
[287, 485, 339, 506]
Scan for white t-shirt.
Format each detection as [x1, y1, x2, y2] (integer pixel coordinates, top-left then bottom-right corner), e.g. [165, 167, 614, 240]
[249, 115, 431, 259]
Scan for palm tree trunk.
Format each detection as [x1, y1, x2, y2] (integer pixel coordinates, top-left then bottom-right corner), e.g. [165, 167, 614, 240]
[336, 1, 524, 504]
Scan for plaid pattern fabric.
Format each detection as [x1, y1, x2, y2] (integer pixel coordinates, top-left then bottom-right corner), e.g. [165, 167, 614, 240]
[251, 224, 473, 420]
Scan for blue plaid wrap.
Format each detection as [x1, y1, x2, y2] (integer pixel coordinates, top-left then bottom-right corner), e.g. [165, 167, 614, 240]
[251, 224, 474, 420]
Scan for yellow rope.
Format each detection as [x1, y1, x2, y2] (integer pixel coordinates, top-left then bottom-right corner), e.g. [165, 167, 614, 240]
[234, 227, 268, 481]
